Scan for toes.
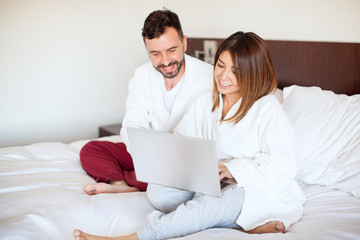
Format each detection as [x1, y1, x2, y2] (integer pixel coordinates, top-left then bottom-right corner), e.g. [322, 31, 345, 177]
[73, 229, 81, 240]
[83, 183, 96, 195]
[273, 221, 285, 233]
[275, 223, 280, 230]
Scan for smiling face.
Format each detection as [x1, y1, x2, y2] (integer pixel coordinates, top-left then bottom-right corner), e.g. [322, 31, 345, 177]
[145, 27, 187, 81]
[214, 50, 241, 102]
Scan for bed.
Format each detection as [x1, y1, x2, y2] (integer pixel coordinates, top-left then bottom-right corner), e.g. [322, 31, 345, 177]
[1, 39, 360, 240]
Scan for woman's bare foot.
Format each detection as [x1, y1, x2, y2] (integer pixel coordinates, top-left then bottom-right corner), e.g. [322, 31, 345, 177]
[73, 230, 138, 240]
[246, 221, 285, 234]
[83, 181, 139, 195]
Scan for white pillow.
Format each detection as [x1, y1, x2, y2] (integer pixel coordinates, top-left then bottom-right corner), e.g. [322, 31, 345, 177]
[326, 172, 360, 197]
[282, 85, 360, 195]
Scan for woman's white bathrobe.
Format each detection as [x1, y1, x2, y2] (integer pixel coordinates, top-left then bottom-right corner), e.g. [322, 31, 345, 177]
[120, 54, 213, 150]
[173, 92, 305, 231]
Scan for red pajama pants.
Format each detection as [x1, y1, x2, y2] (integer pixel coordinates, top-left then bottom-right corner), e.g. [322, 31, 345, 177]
[79, 140, 148, 191]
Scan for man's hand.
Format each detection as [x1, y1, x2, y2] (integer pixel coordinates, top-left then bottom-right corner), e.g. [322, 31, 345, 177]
[218, 164, 234, 181]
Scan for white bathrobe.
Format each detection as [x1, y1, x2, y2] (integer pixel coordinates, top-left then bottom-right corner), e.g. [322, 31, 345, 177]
[174, 92, 305, 231]
[120, 54, 213, 150]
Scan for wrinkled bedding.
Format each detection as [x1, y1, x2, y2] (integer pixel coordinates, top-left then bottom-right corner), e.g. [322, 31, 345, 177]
[1, 135, 360, 240]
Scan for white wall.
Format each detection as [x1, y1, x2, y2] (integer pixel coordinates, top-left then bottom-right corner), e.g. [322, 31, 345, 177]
[167, 0, 360, 42]
[0, 0, 164, 147]
[1, 0, 359, 147]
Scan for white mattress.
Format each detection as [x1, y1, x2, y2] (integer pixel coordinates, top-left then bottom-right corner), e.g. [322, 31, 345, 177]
[1, 136, 359, 240]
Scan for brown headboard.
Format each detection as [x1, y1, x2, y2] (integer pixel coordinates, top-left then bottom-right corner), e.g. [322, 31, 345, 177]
[186, 38, 360, 96]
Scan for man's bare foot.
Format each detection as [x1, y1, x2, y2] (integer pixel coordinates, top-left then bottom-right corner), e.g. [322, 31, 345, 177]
[73, 229, 138, 240]
[83, 181, 139, 195]
[246, 221, 285, 234]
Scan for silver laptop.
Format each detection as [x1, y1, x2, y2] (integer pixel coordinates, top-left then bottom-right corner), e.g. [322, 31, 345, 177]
[127, 127, 237, 197]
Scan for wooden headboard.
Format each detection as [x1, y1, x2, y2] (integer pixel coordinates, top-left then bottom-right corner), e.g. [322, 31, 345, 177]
[186, 38, 360, 96]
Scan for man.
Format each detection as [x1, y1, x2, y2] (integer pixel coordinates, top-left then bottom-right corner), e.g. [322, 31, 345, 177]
[79, 9, 213, 195]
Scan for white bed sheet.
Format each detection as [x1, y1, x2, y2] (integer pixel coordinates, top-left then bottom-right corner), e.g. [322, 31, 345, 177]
[1, 136, 359, 240]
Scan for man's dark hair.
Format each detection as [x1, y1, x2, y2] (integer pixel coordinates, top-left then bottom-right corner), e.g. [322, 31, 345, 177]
[142, 9, 184, 40]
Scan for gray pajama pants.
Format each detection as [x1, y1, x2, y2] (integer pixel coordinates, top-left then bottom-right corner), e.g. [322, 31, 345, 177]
[137, 184, 245, 240]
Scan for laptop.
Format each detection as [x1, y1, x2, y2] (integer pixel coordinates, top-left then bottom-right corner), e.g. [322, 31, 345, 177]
[127, 127, 237, 197]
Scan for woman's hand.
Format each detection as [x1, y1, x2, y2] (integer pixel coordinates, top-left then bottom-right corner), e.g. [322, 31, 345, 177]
[218, 164, 234, 181]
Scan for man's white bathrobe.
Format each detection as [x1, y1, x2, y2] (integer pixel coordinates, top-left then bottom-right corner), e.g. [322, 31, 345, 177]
[174, 92, 305, 231]
[120, 54, 213, 149]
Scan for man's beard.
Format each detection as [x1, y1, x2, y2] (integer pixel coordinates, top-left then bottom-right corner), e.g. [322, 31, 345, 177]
[154, 58, 185, 79]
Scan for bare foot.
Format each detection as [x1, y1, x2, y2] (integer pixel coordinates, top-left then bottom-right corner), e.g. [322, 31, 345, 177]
[73, 230, 138, 240]
[246, 221, 285, 234]
[83, 181, 139, 195]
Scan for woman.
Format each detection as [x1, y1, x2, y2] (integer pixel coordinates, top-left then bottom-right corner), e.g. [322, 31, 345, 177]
[73, 31, 305, 240]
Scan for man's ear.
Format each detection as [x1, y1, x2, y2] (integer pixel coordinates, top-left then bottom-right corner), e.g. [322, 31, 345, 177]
[183, 35, 188, 52]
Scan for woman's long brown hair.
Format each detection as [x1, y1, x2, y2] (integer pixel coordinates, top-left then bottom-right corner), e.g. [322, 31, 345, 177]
[212, 31, 277, 124]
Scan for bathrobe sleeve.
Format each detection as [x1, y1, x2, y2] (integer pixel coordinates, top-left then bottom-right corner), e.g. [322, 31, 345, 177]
[120, 65, 153, 148]
[222, 98, 298, 191]
[173, 93, 213, 139]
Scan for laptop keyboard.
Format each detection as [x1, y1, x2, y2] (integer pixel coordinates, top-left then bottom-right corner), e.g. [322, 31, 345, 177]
[220, 181, 231, 189]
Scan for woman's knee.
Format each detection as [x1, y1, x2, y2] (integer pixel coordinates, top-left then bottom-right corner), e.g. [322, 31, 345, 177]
[147, 184, 194, 213]
[147, 184, 170, 211]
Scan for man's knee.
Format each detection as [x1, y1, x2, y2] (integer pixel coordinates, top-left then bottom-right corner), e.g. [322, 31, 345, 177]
[80, 140, 99, 154]
[79, 141, 106, 167]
